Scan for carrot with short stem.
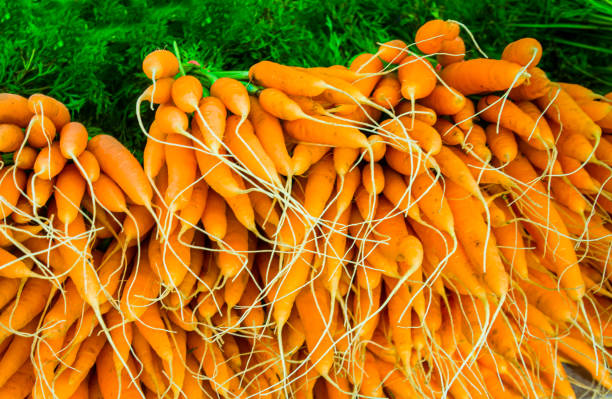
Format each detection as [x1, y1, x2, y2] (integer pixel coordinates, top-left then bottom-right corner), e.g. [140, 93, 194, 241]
[440, 59, 528, 95]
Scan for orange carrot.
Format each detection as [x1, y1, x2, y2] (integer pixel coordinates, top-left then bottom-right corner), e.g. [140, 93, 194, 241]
[28, 93, 71, 130]
[249, 61, 328, 97]
[502, 38, 542, 68]
[171, 75, 203, 113]
[437, 36, 465, 66]
[440, 59, 528, 95]
[284, 116, 369, 148]
[350, 53, 384, 96]
[0, 124, 24, 152]
[142, 49, 179, 79]
[0, 93, 33, 128]
[34, 142, 66, 180]
[194, 96, 226, 153]
[377, 39, 408, 63]
[55, 164, 87, 225]
[0, 168, 26, 218]
[88, 134, 152, 207]
[372, 74, 402, 109]
[420, 84, 466, 115]
[434, 118, 464, 145]
[397, 56, 437, 100]
[485, 124, 517, 163]
[75, 150, 100, 182]
[13, 146, 37, 169]
[210, 77, 250, 117]
[504, 155, 584, 300]
[415, 19, 460, 54]
[535, 85, 601, 140]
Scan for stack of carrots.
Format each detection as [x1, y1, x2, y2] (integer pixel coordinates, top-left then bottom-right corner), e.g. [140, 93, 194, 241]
[0, 18, 611, 398]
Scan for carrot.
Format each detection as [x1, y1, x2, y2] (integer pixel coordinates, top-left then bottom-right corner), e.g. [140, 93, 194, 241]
[210, 77, 250, 117]
[0, 319, 34, 388]
[377, 358, 420, 399]
[593, 135, 612, 166]
[491, 199, 527, 278]
[350, 53, 384, 96]
[509, 67, 550, 102]
[217, 210, 248, 279]
[0, 278, 51, 345]
[140, 77, 174, 105]
[379, 117, 441, 155]
[420, 84, 466, 115]
[372, 74, 402, 109]
[0, 362, 34, 399]
[362, 162, 385, 195]
[515, 100, 554, 150]
[382, 167, 422, 221]
[296, 285, 335, 376]
[249, 61, 328, 97]
[501, 38, 542, 68]
[385, 146, 433, 177]
[13, 146, 37, 169]
[192, 97, 226, 154]
[28, 93, 70, 130]
[579, 100, 611, 122]
[550, 177, 588, 215]
[450, 147, 513, 186]
[142, 49, 179, 80]
[162, 133, 197, 212]
[446, 181, 509, 296]
[504, 155, 584, 300]
[361, 135, 386, 163]
[559, 155, 600, 193]
[437, 36, 466, 66]
[171, 75, 203, 113]
[332, 147, 359, 178]
[559, 82, 603, 102]
[415, 19, 460, 54]
[559, 336, 612, 389]
[256, 88, 304, 121]
[555, 130, 595, 163]
[96, 344, 142, 399]
[409, 172, 454, 233]
[485, 124, 517, 164]
[440, 59, 528, 95]
[478, 95, 548, 147]
[0, 278, 20, 310]
[376, 39, 408, 63]
[0, 124, 24, 152]
[0, 168, 26, 218]
[27, 115, 56, 149]
[0, 93, 33, 128]
[284, 116, 369, 148]
[463, 126, 492, 162]
[34, 142, 66, 180]
[396, 102, 437, 125]
[225, 115, 282, 186]
[434, 146, 480, 197]
[119, 204, 155, 247]
[120, 256, 161, 322]
[155, 105, 189, 137]
[88, 134, 152, 207]
[434, 118, 464, 145]
[199, 190, 227, 242]
[535, 85, 601, 140]
[54, 164, 87, 225]
[134, 303, 173, 363]
[75, 150, 100, 182]
[397, 56, 437, 100]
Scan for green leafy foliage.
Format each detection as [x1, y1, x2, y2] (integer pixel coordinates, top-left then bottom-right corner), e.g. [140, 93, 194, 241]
[1, 0, 610, 157]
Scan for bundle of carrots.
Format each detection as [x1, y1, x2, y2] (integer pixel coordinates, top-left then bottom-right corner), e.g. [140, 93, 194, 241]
[0, 18, 611, 399]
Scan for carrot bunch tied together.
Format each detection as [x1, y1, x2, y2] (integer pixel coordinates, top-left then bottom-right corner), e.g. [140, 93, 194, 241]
[0, 18, 612, 399]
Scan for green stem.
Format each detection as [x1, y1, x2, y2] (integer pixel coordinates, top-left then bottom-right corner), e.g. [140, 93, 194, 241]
[242, 81, 261, 95]
[214, 70, 249, 80]
[173, 41, 186, 76]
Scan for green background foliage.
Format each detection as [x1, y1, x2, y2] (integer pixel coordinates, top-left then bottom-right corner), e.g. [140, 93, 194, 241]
[1, 0, 610, 156]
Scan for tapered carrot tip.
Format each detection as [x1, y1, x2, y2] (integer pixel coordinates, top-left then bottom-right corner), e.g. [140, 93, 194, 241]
[142, 49, 179, 80]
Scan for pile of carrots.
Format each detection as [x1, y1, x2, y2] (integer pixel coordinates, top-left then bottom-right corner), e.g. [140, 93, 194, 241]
[0, 18, 611, 398]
